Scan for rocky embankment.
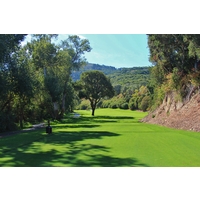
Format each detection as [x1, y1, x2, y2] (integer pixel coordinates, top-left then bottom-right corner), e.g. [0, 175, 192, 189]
[141, 90, 200, 132]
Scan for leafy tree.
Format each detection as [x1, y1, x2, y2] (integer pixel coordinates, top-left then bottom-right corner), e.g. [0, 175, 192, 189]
[0, 34, 27, 64]
[12, 46, 39, 128]
[58, 35, 92, 116]
[79, 70, 114, 116]
[0, 34, 27, 131]
[147, 34, 200, 110]
[148, 34, 195, 75]
[60, 35, 92, 70]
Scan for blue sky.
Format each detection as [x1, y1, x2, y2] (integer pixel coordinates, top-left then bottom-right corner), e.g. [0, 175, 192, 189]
[24, 34, 152, 68]
[58, 34, 152, 68]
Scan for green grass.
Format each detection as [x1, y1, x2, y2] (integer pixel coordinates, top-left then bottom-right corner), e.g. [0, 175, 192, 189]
[1, 108, 200, 166]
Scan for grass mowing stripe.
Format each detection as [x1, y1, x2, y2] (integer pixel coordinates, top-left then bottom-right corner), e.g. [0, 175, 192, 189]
[1, 108, 200, 166]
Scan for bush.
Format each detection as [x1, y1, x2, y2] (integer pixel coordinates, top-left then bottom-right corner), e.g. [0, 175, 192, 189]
[119, 103, 129, 109]
[129, 97, 138, 110]
[140, 96, 151, 112]
[101, 100, 111, 108]
[111, 104, 118, 109]
[76, 99, 91, 110]
[0, 112, 18, 132]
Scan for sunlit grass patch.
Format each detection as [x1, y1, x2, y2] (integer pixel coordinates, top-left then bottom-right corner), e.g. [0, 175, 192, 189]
[1, 109, 200, 166]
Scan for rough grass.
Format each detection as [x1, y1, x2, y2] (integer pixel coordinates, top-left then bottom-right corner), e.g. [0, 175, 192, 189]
[0, 108, 200, 166]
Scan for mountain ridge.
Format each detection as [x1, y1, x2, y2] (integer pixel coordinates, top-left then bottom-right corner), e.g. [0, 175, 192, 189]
[71, 63, 150, 82]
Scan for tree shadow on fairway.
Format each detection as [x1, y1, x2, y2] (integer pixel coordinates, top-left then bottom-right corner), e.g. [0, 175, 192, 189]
[94, 116, 134, 120]
[0, 130, 148, 167]
[56, 124, 100, 129]
[54, 130, 120, 143]
[57, 115, 135, 125]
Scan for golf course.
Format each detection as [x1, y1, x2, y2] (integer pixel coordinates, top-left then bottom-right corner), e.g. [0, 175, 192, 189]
[0, 108, 200, 167]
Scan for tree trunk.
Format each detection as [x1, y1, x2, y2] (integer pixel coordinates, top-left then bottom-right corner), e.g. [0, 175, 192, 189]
[53, 102, 59, 119]
[91, 100, 97, 116]
[92, 107, 95, 116]
[62, 94, 66, 112]
[19, 117, 23, 129]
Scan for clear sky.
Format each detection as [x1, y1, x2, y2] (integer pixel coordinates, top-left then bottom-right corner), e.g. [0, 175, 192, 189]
[58, 34, 152, 68]
[23, 34, 152, 68]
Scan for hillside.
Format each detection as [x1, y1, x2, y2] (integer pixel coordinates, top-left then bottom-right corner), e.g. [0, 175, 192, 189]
[108, 67, 149, 88]
[142, 90, 200, 132]
[71, 63, 117, 81]
[71, 63, 150, 89]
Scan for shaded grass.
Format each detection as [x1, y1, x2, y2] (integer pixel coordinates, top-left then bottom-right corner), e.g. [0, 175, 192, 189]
[1, 108, 200, 166]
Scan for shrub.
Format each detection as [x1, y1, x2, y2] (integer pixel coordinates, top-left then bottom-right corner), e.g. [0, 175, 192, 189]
[76, 99, 90, 110]
[129, 97, 138, 110]
[140, 96, 151, 112]
[0, 112, 18, 132]
[120, 103, 129, 109]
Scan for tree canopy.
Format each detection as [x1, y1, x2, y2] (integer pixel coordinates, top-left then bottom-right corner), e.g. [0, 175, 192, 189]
[147, 34, 200, 109]
[78, 70, 114, 116]
[0, 34, 92, 132]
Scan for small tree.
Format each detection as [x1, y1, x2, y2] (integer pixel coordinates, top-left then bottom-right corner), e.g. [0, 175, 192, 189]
[79, 70, 114, 116]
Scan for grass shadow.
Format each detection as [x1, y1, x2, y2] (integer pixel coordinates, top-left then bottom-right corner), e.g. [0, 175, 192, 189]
[0, 111, 149, 167]
[0, 130, 148, 167]
[54, 115, 135, 126]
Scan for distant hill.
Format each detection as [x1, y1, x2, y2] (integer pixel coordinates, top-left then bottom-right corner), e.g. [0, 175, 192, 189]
[108, 66, 150, 89]
[71, 63, 150, 89]
[71, 63, 117, 81]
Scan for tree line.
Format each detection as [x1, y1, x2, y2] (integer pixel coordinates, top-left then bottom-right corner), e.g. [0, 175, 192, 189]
[0, 34, 91, 132]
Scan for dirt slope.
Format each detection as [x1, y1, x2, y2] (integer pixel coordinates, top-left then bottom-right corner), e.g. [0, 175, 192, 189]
[141, 92, 200, 132]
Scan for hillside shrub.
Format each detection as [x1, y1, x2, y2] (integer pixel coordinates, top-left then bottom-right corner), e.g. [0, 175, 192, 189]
[140, 96, 151, 112]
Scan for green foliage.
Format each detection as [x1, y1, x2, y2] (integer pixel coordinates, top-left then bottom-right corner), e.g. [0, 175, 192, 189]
[148, 34, 195, 74]
[129, 96, 138, 110]
[128, 86, 150, 111]
[101, 94, 127, 109]
[60, 35, 92, 70]
[76, 99, 91, 110]
[140, 96, 151, 111]
[119, 102, 129, 109]
[71, 63, 117, 81]
[71, 64, 150, 94]
[171, 67, 181, 90]
[0, 34, 27, 64]
[0, 34, 91, 132]
[0, 112, 18, 132]
[109, 67, 150, 93]
[147, 34, 200, 111]
[79, 70, 114, 115]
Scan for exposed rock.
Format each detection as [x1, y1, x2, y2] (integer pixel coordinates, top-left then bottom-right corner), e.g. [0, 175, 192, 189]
[141, 90, 200, 132]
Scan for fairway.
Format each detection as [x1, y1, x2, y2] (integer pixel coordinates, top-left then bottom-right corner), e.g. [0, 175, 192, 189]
[0, 108, 200, 167]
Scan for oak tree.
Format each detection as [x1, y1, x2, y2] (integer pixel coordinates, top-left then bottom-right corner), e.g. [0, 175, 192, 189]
[79, 70, 114, 116]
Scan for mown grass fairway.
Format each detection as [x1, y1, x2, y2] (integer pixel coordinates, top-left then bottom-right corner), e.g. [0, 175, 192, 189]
[0, 108, 200, 166]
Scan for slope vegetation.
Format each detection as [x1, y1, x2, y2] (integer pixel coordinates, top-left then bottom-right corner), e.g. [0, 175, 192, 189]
[142, 91, 200, 132]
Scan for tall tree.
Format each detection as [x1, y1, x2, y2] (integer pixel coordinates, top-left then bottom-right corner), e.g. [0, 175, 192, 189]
[29, 35, 71, 119]
[29, 34, 92, 119]
[0, 34, 27, 131]
[60, 35, 92, 70]
[79, 70, 114, 116]
[58, 35, 92, 116]
[12, 46, 39, 128]
[148, 34, 195, 75]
